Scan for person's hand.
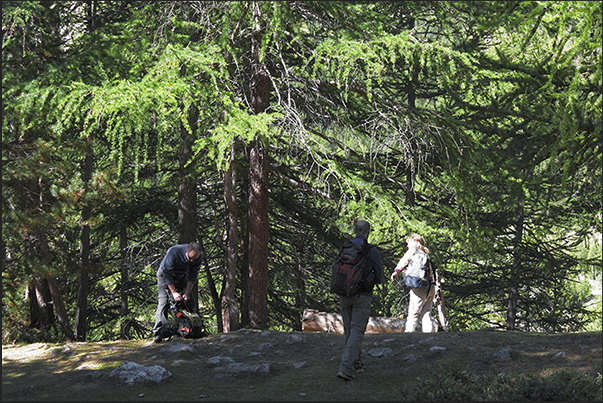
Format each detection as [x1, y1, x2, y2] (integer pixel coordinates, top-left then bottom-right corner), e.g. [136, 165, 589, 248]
[182, 293, 189, 301]
[390, 271, 398, 281]
[173, 291, 183, 302]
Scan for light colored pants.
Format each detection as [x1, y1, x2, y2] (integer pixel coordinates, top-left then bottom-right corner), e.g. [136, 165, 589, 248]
[338, 293, 372, 376]
[405, 284, 436, 333]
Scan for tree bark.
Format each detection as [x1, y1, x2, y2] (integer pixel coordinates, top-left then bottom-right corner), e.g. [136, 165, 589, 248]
[74, 139, 93, 341]
[47, 275, 74, 341]
[28, 276, 54, 330]
[247, 2, 271, 329]
[74, 0, 99, 343]
[248, 140, 269, 329]
[405, 14, 417, 207]
[223, 139, 240, 332]
[39, 231, 74, 341]
[177, 136, 197, 245]
[177, 106, 199, 313]
[177, 103, 222, 325]
[200, 240, 223, 331]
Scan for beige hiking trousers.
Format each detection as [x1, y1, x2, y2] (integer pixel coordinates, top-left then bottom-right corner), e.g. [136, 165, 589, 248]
[406, 284, 436, 333]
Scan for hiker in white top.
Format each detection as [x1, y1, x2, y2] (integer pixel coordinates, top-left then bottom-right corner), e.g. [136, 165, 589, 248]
[391, 233, 436, 333]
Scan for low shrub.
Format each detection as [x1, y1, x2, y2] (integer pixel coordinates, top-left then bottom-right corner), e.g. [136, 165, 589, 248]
[408, 367, 602, 401]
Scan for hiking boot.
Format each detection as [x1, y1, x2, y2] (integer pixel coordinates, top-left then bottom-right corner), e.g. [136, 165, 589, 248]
[336, 371, 355, 381]
[153, 335, 162, 343]
[353, 359, 365, 373]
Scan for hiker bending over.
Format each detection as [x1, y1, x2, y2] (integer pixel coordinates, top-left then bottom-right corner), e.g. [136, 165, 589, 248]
[152, 242, 203, 342]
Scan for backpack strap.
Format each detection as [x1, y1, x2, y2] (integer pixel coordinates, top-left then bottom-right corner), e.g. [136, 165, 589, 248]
[426, 257, 437, 295]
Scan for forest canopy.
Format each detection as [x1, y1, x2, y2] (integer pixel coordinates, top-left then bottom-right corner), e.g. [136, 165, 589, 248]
[2, 1, 601, 343]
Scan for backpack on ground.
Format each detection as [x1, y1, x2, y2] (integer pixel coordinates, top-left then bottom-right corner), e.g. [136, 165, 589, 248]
[331, 239, 370, 296]
[170, 300, 206, 339]
[403, 249, 434, 289]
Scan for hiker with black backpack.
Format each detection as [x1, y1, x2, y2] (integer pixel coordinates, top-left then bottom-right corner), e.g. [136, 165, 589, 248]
[152, 242, 203, 342]
[391, 233, 437, 333]
[332, 220, 383, 381]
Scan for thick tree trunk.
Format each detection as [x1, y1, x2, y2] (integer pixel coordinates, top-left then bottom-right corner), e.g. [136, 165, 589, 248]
[177, 105, 222, 327]
[28, 276, 55, 330]
[178, 108, 199, 314]
[177, 139, 197, 244]
[248, 140, 269, 329]
[223, 140, 240, 332]
[247, 1, 271, 329]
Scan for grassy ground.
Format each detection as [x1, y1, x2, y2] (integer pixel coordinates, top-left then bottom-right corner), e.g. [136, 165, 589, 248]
[2, 329, 602, 401]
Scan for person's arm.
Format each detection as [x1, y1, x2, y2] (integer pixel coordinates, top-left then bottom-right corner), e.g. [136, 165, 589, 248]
[182, 281, 195, 301]
[171, 277, 198, 302]
[167, 283, 184, 302]
[391, 249, 413, 281]
[371, 247, 384, 284]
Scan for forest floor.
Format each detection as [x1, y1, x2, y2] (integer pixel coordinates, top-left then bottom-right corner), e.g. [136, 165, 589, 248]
[2, 329, 602, 401]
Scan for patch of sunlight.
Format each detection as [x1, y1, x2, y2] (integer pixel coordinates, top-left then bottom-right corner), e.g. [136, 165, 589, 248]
[2, 343, 54, 363]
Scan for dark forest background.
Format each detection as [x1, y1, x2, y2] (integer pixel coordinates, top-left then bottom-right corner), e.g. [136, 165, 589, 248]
[2, 1, 601, 343]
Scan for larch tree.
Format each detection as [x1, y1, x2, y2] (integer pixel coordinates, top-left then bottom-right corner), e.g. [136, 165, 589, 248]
[2, 1, 600, 341]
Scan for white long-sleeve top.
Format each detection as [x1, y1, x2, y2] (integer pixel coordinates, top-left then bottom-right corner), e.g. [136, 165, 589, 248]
[393, 245, 418, 274]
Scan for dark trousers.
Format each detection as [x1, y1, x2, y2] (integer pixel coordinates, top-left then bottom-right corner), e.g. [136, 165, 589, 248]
[152, 270, 192, 337]
[338, 293, 372, 376]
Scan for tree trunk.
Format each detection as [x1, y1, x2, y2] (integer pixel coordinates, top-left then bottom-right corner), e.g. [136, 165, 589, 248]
[223, 139, 240, 332]
[507, 195, 524, 330]
[119, 222, 130, 339]
[177, 141, 197, 244]
[248, 140, 269, 329]
[47, 276, 74, 341]
[177, 104, 222, 325]
[38, 231, 74, 341]
[28, 276, 55, 331]
[73, 0, 99, 344]
[17, 105, 73, 340]
[178, 107, 199, 314]
[74, 143, 93, 341]
[246, 1, 271, 329]
[200, 240, 222, 331]
[405, 15, 417, 208]
[239, 205, 250, 328]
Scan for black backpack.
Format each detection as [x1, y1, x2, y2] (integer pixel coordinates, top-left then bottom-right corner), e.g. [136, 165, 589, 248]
[331, 239, 371, 296]
[170, 301, 206, 339]
[403, 249, 434, 289]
